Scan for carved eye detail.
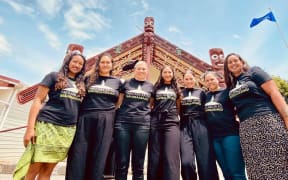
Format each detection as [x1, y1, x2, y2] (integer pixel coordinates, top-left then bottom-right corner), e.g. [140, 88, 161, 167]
[211, 54, 218, 60]
[219, 54, 225, 60]
[149, 21, 154, 25]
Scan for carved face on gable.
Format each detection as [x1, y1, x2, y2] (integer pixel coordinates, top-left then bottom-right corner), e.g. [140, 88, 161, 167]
[66, 44, 84, 54]
[209, 48, 224, 68]
[144, 17, 154, 32]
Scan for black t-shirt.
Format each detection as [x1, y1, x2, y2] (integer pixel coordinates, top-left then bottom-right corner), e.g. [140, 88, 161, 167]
[80, 76, 121, 111]
[37, 72, 82, 126]
[181, 88, 206, 119]
[205, 88, 239, 137]
[116, 78, 154, 125]
[151, 84, 179, 124]
[153, 84, 178, 113]
[229, 66, 277, 121]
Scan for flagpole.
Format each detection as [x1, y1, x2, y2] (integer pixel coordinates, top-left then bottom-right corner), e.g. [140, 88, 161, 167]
[269, 8, 288, 48]
[275, 21, 288, 49]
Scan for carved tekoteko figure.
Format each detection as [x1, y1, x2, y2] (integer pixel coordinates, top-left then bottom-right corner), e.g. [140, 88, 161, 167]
[143, 17, 155, 65]
[209, 48, 225, 87]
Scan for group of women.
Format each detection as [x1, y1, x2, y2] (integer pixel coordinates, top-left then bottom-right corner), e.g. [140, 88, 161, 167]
[13, 48, 288, 180]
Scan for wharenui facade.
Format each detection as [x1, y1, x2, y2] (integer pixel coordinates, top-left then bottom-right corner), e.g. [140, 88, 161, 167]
[86, 17, 225, 86]
[0, 16, 227, 175]
[17, 16, 225, 104]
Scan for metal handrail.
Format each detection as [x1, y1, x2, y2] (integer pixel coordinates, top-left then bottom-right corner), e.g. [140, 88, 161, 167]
[0, 126, 27, 133]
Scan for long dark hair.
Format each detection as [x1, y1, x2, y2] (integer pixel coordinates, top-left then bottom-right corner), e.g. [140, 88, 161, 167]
[86, 53, 113, 88]
[55, 51, 86, 97]
[154, 65, 182, 99]
[224, 53, 249, 89]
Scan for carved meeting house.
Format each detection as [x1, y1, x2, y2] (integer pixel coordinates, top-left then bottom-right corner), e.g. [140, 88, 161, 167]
[17, 16, 225, 104]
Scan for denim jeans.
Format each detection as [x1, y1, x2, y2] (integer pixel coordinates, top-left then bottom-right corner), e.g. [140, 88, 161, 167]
[114, 123, 149, 180]
[213, 135, 246, 180]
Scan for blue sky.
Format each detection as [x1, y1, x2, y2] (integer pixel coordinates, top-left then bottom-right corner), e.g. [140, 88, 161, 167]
[0, 0, 287, 85]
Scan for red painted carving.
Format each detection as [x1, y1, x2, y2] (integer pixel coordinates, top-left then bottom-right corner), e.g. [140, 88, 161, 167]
[143, 17, 155, 65]
[209, 48, 225, 87]
[66, 44, 84, 54]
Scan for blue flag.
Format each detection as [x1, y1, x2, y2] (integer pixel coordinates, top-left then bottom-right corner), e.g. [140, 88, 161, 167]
[250, 11, 276, 28]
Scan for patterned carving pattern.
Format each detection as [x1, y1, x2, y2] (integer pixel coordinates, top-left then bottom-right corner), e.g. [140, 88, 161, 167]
[153, 46, 204, 87]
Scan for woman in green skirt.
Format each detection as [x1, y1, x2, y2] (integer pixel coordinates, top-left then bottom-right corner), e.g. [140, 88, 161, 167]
[13, 48, 86, 180]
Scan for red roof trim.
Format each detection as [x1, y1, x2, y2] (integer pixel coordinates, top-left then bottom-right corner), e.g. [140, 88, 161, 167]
[0, 75, 21, 84]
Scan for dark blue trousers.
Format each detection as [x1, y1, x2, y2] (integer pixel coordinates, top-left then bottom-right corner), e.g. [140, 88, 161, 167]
[114, 123, 149, 180]
[103, 141, 116, 177]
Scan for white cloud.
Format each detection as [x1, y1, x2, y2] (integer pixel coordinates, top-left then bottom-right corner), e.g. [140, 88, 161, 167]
[36, 0, 63, 17]
[168, 26, 181, 33]
[69, 30, 93, 40]
[85, 47, 109, 58]
[140, 0, 149, 11]
[64, 4, 110, 40]
[73, 0, 107, 10]
[1, 0, 34, 16]
[232, 34, 241, 39]
[38, 24, 62, 49]
[0, 34, 12, 55]
[130, 0, 149, 16]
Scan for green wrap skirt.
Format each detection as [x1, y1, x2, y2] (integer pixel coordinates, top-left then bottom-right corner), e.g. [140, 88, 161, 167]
[13, 121, 76, 180]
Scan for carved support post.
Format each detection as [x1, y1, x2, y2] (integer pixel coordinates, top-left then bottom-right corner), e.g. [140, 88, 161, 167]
[143, 17, 155, 79]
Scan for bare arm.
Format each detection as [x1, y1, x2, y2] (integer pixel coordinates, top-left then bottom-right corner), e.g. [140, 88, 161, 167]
[23, 85, 49, 147]
[261, 80, 288, 129]
[176, 97, 181, 115]
[115, 93, 124, 109]
[149, 97, 154, 110]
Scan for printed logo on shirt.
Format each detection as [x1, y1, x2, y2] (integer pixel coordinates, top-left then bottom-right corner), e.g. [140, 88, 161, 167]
[155, 87, 177, 101]
[88, 80, 117, 96]
[60, 81, 81, 101]
[205, 96, 223, 112]
[126, 85, 150, 101]
[181, 91, 201, 106]
[229, 81, 249, 99]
